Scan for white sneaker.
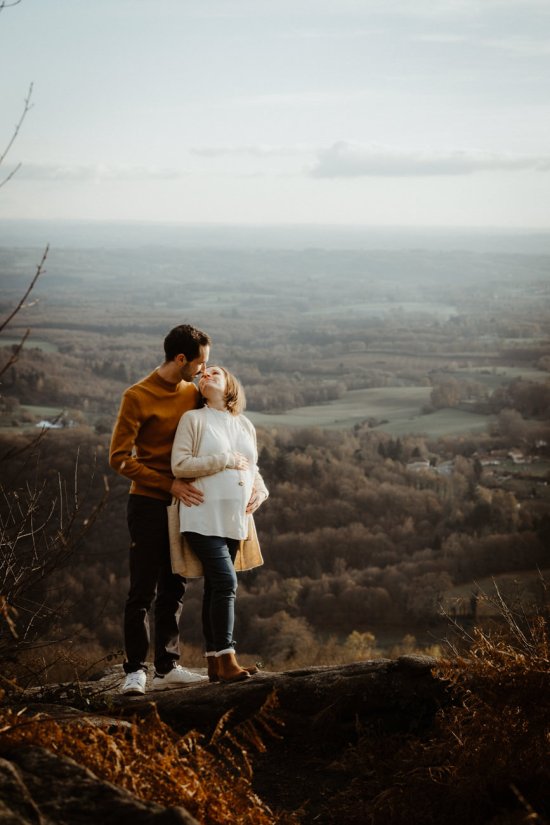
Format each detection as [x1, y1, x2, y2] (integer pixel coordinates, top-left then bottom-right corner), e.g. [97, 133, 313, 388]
[152, 665, 208, 690]
[120, 670, 147, 696]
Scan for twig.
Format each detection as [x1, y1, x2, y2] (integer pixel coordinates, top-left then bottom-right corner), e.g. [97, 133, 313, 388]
[0, 161, 21, 189]
[0, 82, 33, 186]
[0, 244, 48, 333]
[0, 328, 30, 379]
[0, 1, 23, 11]
[0, 422, 54, 463]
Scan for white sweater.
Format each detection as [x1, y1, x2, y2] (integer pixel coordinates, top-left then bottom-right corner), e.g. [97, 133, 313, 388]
[171, 406, 268, 541]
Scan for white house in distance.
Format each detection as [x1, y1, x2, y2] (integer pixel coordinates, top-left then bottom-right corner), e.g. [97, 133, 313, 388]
[35, 420, 63, 429]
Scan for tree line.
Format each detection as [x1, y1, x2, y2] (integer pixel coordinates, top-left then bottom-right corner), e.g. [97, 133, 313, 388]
[1, 414, 548, 673]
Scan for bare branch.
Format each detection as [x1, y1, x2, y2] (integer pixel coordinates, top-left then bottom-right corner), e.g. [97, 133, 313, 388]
[0, 244, 48, 333]
[0, 161, 22, 190]
[0, 328, 29, 380]
[0, 1, 23, 13]
[0, 596, 18, 638]
[0, 465, 110, 665]
[0, 420, 57, 464]
[0, 82, 33, 183]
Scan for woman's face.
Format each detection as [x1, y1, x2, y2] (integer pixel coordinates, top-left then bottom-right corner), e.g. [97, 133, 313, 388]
[199, 366, 226, 400]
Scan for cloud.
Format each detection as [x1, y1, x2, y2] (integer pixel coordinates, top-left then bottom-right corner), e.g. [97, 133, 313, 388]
[284, 27, 384, 40]
[13, 146, 550, 186]
[478, 36, 550, 56]
[415, 32, 550, 55]
[190, 144, 314, 158]
[310, 142, 550, 178]
[229, 90, 375, 108]
[15, 164, 184, 182]
[186, 0, 550, 16]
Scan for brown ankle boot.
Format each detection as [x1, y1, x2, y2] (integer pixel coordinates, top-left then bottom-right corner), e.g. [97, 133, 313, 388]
[217, 651, 250, 683]
[206, 655, 219, 683]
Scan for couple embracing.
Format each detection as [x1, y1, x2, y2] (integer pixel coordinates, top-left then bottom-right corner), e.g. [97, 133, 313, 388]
[109, 324, 268, 695]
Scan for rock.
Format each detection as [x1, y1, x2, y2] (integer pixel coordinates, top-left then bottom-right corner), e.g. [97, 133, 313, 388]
[1, 659, 452, 824]
[0, 757, 42, 825]
[111, 657, 449, 821]
[0, 747, 199, 825]
[112, 657, 448, 737]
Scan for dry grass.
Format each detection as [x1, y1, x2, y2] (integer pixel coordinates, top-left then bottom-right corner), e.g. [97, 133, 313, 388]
[0, 692, 297, 824]
[2, 590, 548, 824]
[319, 601, 550, 825]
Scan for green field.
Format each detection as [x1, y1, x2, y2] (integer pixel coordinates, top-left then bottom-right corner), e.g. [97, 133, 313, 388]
[378, 407, 491, 437]
[0, 404, 66, 432]
[20, 404, 65, 417]
[451, 366, 549, 390]
[248, 386, 492, 436]
[0, 337, 59, 353]
[247, 364, 549, 435]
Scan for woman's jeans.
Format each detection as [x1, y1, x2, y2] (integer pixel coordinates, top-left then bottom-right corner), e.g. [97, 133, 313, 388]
[184, 532, 239, 652]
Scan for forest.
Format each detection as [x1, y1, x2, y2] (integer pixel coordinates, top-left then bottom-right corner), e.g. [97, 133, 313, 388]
[1, 239, 549, 678]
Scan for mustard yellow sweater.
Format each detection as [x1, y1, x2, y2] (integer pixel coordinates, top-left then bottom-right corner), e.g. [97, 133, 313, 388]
[109, 369, 199, 500]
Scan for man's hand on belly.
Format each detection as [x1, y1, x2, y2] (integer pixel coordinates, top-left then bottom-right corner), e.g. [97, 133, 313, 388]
[171, 478, 204, 507]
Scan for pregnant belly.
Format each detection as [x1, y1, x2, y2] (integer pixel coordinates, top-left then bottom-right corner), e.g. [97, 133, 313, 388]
[200, 471, 249, 502]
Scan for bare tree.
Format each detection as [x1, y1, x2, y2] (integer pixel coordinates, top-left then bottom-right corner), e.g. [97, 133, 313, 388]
[0, 2, 109, 685]
[0, 19, 44, 371]
[0, 458, 109, 656]
[0, 244, 48, 381]
[0, 11, 45, 440]
[0, 0, 32, 186]
[0, 249, 110, 675]
[0, 3, 47, 417]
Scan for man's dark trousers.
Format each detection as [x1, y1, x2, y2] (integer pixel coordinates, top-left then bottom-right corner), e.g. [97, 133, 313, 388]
[124, 494, 186, 674]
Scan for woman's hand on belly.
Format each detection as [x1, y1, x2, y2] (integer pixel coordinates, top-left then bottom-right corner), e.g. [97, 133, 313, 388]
[246, 488, 267, 514]
[227, 451, 249, 470]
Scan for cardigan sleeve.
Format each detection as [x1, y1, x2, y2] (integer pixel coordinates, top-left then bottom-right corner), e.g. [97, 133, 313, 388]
[171, 410, 239, 478]
[253, 468, 269, 500]
[242, 415, 269, 500]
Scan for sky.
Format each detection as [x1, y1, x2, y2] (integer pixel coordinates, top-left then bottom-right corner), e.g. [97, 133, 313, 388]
[1, 0, 550, 228]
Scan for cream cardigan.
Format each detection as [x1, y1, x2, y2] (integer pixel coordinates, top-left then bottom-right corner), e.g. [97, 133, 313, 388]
[168, 408, 268, 578]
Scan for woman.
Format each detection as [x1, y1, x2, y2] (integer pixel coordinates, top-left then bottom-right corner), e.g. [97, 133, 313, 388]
[170, 365, 268, 683]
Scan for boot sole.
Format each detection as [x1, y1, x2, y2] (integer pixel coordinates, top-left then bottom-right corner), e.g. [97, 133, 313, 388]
[218, 671, 251, 683]
[210, 666, 258, 683]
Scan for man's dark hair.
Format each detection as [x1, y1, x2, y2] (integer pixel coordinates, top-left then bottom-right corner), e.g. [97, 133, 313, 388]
[164, 324, 211, 362]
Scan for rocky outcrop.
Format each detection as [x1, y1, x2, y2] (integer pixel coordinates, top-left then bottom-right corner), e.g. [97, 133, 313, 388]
[136, 655, 447, 818]
[113, 655, 447, 736]
[0, 748, 199, 825]
[1, 656, 450, 824]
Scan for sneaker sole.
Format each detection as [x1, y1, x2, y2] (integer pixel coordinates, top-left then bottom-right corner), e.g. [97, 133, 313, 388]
[152, 678, 207, 690]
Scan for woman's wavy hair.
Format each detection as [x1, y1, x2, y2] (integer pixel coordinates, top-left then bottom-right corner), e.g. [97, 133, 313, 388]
[202, 366, 246, 415]
[221, 367, 246, 415]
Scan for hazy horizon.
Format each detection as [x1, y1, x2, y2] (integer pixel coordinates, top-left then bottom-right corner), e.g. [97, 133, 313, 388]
[2, 219, 550, 254]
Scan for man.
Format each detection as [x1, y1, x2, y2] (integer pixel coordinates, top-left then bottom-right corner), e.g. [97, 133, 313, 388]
[110, 324, 211, 695]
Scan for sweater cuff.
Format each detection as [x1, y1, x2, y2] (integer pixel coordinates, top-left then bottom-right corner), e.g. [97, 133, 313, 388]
[224, 451, 237, 469]
[158, 475, 175, 493]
